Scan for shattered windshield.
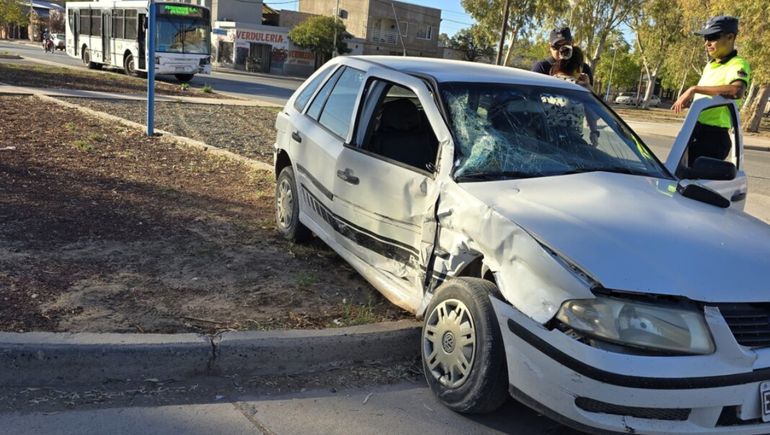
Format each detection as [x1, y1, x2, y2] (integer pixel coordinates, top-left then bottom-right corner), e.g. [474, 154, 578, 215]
[441, 83, 668, 182]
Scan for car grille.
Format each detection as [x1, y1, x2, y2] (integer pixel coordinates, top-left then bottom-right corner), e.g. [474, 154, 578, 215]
[575, 397, 691, 421]
[714, 303, 770, 348]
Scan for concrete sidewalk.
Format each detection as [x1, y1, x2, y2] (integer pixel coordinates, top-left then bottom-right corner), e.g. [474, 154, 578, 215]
[626, 120, 770, 152]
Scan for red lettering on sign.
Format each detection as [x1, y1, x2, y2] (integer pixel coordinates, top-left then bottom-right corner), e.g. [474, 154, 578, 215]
[236, 31, 285, 44]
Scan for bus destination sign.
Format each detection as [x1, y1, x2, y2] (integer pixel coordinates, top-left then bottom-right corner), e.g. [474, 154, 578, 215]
[159, 5, 205, 18]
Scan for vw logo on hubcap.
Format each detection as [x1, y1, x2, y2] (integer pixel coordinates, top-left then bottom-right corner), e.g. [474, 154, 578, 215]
[442, 331, 455, 353]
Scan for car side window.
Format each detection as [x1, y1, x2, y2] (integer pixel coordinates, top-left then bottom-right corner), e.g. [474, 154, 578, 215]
[293, 65, 334, 112]
[307, 66, 345, 121]
[317, 67, 365, 139]
[359, 82, 439, 172]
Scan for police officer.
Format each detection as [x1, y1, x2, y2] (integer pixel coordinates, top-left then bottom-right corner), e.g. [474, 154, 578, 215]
[671, 16, 751, 166]
[532, 27, 594, 86]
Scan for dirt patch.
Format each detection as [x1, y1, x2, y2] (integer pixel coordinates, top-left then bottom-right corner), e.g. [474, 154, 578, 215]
[0, 60, 221, 99]
[59, 98, 278, 162]
[0, 95, 409, 333]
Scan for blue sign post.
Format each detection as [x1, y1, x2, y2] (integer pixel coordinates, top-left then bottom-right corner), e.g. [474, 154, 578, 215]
[146, 0, 156, 136]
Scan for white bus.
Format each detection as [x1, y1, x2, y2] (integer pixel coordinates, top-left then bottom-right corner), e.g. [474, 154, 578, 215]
[65, 0, 211, 82]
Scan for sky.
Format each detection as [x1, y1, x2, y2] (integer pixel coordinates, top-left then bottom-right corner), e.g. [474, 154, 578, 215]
[263, 0, 476, 37]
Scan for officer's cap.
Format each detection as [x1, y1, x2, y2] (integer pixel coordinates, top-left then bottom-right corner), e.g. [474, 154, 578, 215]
[694, 16, 739, 36]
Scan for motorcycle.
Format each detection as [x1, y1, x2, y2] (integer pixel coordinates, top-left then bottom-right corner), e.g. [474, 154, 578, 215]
[42, 38, 54, 53]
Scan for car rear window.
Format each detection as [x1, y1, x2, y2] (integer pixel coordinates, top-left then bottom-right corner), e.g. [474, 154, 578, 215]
[293, 64, 335, 112]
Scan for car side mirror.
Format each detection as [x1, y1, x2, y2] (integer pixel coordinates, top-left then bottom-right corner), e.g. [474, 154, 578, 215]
[680, 157, 736, 181]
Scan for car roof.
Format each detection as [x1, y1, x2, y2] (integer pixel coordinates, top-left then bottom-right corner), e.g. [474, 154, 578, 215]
[341, 56, 589, 92]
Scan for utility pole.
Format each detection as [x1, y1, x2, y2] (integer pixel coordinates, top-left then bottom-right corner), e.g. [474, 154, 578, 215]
[391, 1, 406, 56]
[147, 0, 156, 136]
[496, 0, 510, 66]
[604, 46, 617, 102]
[332, 0, 340, 57]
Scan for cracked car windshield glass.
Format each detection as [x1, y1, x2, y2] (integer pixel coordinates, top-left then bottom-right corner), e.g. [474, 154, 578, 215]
[441, 83, 668, 181]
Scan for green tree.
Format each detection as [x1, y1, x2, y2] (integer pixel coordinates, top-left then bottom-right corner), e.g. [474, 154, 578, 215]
[592, 35, 641, 98]
[630, 0, 685, 107]
[461, 0, 545, 66]
[449, 26, 496, 62]
[288, 16, 349, 67]
[562, 0, 642, 73]
[0, 0, 28, 39]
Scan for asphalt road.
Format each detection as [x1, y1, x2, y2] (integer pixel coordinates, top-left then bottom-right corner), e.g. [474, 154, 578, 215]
[0, 40, 301, 104]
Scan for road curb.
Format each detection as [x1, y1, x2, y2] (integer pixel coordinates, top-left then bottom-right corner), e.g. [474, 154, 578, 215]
[746, 144, 770, 152]
[0, 321, 421, 387]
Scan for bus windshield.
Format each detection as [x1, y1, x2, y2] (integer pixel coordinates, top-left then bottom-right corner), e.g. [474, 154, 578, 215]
[156, 15, 210, 54]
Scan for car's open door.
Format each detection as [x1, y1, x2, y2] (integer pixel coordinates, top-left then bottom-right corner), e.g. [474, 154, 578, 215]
[664, 96, 748, 209]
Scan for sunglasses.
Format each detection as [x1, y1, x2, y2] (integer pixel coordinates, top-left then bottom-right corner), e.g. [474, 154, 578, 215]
[704, 33, 722, 42]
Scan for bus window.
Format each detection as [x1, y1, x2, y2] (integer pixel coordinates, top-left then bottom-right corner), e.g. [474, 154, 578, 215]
[112, 10, 124, 39]
[125, 10, 137, 40]
[79, 9, 91, 35]
[91, 10, 102, 37]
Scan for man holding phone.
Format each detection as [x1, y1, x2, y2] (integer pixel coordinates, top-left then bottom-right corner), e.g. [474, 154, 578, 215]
[532, 27, 594, 87]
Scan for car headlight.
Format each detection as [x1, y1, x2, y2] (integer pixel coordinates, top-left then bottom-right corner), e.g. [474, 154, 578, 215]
[556, 296, 714, 355]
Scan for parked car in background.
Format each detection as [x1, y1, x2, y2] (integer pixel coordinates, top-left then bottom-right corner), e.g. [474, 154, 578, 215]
[647, 94, 662, 107]
[274, 56, 766, 434]
[615, 92, 638, 105]
[52, 34, 65, 51]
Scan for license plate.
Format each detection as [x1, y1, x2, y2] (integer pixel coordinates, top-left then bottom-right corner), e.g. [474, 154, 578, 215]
[761, 381, 770, 422]
[175, 66, 186, 72]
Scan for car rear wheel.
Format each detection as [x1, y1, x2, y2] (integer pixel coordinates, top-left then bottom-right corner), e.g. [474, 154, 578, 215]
[422, 278, 508, 414]
[275, 166, 311, 242]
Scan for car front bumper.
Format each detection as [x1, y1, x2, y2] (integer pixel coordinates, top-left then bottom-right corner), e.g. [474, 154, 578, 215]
[492, 297, 770, 434]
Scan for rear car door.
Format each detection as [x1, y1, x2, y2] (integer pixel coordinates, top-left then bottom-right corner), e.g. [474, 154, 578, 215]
[275, 64, 366, 243]
[331, 69, 450, 305]
[665, 96, 748, 209]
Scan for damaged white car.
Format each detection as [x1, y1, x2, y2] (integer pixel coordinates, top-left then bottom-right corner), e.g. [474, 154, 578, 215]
[273, 56, 770, 434]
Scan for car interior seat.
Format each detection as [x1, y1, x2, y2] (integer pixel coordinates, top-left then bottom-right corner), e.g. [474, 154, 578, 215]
[370, 98, 438, 171]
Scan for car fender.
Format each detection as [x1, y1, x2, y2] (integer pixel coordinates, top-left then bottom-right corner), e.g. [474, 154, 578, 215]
[419, 182, 595, 324]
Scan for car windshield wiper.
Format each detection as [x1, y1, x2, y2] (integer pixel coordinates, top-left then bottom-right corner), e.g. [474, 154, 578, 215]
[454, 171, 537, 182]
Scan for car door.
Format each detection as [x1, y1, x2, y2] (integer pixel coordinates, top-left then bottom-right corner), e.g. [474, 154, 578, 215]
[664, 96, 748, 209]
[331, 69, 451, 306]
[283, 65, 366, 243]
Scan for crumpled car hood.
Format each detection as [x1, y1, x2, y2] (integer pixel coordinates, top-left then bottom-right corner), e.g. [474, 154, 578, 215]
[460, 172, 770, 303]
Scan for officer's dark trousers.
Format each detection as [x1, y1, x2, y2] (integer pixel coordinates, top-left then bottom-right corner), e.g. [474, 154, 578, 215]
[687, 122, 732, 166]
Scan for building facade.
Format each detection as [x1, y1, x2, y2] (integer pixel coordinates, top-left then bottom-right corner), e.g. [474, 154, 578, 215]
[298, 0, 441, 57]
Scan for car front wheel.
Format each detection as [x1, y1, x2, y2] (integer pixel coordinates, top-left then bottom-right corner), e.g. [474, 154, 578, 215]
[275, 166, 311, 242]
[422, 278, 509, 414]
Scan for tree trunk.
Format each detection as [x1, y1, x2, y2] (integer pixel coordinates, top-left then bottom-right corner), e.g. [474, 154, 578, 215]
[641, 71, 657, 109]
[743, 83, 769, 133]
[503, 31, 518, 67]
[741, 82, 757, 119]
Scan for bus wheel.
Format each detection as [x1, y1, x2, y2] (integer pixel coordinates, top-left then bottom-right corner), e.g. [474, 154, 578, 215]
[83, 50, 100, 70]
[124, 54, 138, 77]
[175, 74, 194, 83]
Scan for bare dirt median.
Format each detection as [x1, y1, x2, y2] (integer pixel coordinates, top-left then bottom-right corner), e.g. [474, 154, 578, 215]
[0, 95, 408, 333]
[0, 60, 222, 99]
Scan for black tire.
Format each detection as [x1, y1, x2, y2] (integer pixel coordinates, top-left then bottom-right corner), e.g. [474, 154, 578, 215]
[124, 54, 138, 77]
[275, 166, 311, 242]
[422, 277, 509, 414]
[175, 74, 194, 83]
[83, 50, 100, 69]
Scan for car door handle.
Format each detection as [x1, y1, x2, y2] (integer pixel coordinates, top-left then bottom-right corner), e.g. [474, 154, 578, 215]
[336, 168, 359, 185]
[291, 131, 302, 143]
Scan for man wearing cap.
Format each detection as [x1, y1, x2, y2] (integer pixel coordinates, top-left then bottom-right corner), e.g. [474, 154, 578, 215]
[532, 27, 594, 86]
[672, 16, 752, 166]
